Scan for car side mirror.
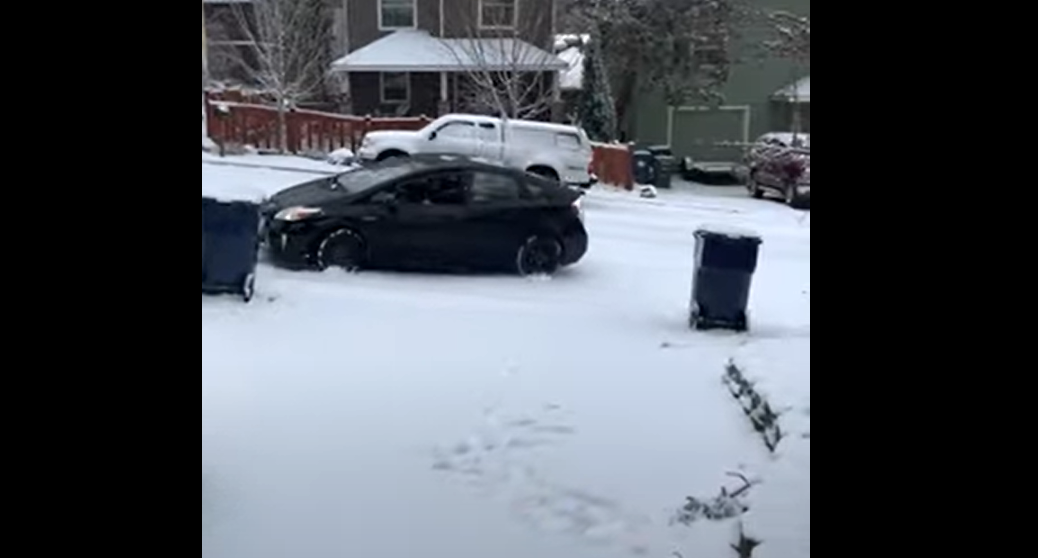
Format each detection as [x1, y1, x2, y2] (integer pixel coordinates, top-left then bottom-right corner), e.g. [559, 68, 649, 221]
[428, 131, 438, 141]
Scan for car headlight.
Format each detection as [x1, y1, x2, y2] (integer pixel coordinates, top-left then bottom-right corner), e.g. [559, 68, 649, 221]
[274, 206, 323, 222]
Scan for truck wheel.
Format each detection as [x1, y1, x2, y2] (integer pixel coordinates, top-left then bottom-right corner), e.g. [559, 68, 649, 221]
[527, 167, 560, 183]
[377, 150, 408, 162]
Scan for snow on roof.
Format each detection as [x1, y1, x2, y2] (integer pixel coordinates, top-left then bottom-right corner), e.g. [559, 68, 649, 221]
[557, 46, 584, 91]
[554, 34, 590, 51]
[332, 30, 567, 73]
[773, 76, 810, 103]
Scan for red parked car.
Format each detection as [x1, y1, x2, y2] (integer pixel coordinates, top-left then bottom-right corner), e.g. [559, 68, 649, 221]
[745, 134, 811, 209]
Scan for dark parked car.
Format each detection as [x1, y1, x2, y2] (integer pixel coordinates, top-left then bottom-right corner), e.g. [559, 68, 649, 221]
[746, 134, 811, 209]
[262, 155, 589, 276]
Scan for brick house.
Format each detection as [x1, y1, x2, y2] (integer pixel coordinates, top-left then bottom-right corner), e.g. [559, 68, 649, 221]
[330, 0, 567, 119]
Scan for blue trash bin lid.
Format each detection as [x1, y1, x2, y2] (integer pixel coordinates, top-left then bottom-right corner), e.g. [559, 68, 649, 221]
[695, 223, 762, 242]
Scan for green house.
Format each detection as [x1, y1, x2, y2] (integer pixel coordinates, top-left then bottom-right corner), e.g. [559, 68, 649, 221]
[632, 0, 810, 163]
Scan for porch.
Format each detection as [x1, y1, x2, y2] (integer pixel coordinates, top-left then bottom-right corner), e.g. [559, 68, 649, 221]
[331, 30, 569, 120]
[770, 76, 811, 133]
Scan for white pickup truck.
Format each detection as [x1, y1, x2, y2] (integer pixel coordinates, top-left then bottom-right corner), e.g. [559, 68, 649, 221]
[356, 114, 596, 188]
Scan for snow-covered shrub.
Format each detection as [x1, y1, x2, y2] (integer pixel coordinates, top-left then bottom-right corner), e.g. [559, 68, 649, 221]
[327, 148, 356, 166]
[723, 361, 784, 453]
[575, 38, 617, 143]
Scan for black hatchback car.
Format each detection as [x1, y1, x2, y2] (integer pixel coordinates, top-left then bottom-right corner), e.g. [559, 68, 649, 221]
[262, 155, 589, 276]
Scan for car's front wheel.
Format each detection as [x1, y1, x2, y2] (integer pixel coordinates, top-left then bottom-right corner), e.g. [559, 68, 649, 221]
[748, 172, 764, 199]
[516, 235, 563, 277]
[316, 228, 366, 272]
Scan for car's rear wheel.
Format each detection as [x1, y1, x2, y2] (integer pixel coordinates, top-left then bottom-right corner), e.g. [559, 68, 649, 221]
[316, 228, 366, 272]
[516, 235, 563, 277]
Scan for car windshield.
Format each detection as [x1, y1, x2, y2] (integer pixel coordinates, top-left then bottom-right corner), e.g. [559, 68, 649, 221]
[333, 165, 413, 194]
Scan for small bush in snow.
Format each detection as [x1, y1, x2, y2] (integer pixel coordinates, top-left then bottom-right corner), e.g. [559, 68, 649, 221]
[723, 361, 784, 453]
[639, 185, 658, 199]
[671, 472, 758, 526]
[327, 148, 356, 166]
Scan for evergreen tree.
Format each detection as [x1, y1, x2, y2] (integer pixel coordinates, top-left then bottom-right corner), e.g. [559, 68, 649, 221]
[576, 38, 617, 143]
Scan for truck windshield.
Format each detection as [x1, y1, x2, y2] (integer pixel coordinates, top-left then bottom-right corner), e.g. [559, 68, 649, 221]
[333, 165, 413, 194]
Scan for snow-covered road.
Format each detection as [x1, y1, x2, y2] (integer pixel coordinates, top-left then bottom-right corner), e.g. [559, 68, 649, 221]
[202, 156, 811, 558]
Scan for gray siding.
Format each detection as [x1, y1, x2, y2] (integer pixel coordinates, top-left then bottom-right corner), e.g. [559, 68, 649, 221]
[346, 0, 558, 118]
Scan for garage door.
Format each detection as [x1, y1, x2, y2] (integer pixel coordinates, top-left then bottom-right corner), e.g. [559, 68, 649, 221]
[671, 107, 748, 163]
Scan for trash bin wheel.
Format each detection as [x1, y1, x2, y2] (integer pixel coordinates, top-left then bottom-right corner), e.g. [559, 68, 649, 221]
[733, 311, 749, 333]
[317, 228, 365, 272]
[516, 235, 562, 277]
[241, 273, 256, 303]
[690, 304, 707, 330]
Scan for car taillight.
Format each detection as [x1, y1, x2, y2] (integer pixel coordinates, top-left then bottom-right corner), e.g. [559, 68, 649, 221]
[573, 198, 585, 223]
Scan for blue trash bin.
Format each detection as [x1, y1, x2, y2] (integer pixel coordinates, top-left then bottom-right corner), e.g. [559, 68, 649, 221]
[202, 197, 260, 302]
[689, 226, 763, 332]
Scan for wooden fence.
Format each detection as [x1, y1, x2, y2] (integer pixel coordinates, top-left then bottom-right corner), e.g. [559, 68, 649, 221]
[204, 92, 633, 189]
[205, 93, 431, 154]
[590, 143, 634, 191]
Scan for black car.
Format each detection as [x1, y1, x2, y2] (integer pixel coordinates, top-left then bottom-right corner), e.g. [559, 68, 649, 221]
[262, 155, 589, 276]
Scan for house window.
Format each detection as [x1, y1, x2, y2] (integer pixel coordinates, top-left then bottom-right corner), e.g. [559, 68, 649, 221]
[381, 72, 410, 104]
[480, 0, 517, 29]
[380, 0, 416, 29]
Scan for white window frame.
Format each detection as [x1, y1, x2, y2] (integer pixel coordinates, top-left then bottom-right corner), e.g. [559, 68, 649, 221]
[380, 72, 411, 104]
[379, 0, 417, 31]
[478, 0, 518, 30]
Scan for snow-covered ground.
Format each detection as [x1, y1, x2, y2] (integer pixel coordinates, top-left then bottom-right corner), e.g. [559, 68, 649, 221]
[202, 155, 811, 558]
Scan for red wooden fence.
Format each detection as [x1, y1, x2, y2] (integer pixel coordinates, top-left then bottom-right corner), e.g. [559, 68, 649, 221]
[590, 143, 634, 191]
[204, 92, 634, 189]
[205, 93, 431, 154]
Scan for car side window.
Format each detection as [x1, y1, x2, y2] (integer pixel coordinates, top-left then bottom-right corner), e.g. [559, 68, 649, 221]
[470, 171, 521, 203]
[434, 122, 476, 140]
[555, 133, 581, 150]
[478, 123, 500, 143]
[399, 173, 468, 205]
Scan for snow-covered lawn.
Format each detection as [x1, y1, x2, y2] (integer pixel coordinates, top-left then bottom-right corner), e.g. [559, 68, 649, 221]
[202, 155, 810, 558]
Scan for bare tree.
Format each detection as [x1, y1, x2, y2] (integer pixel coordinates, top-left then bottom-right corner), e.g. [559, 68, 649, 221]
[439, 3, 564, 120]
[569, 0, 745, 137]
[215, 0, 332, 152]
[762, 10, 810, 64]
[761, 10, 810, 135]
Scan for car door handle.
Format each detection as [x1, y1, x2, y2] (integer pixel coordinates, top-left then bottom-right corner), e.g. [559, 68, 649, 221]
[361, 215, 381, 222]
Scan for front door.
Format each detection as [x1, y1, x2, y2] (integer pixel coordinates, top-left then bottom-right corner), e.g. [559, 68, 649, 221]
[427, 120, 479, 157]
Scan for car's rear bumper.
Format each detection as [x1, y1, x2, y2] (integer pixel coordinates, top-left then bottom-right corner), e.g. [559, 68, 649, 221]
[561, 230, 589, 266]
